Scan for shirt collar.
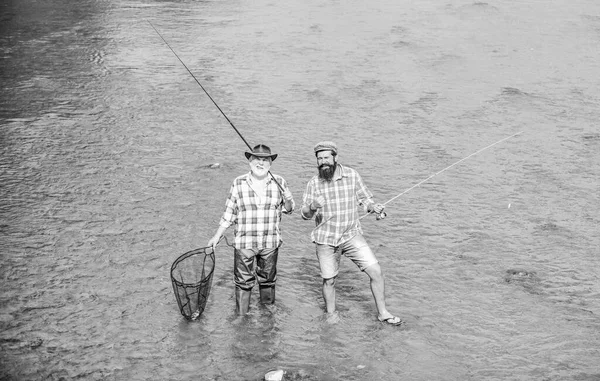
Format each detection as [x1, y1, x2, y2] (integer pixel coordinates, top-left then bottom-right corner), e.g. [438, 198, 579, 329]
[244, 172, 273, 185]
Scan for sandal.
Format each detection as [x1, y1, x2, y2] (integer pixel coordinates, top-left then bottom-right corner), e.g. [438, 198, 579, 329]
[378, 316, 405, 326]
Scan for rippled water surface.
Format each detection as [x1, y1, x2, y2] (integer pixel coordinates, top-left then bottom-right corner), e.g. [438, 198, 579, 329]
[1, 0, 600, 380]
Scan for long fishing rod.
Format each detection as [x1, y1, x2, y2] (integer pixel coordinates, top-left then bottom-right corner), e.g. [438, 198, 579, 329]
[148, 21, 286, 193]
[316, 131, 524, 241]
[360, 130, 523, 220]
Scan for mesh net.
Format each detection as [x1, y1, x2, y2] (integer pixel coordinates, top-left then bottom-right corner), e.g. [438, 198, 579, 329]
[170, 246, 216, 320]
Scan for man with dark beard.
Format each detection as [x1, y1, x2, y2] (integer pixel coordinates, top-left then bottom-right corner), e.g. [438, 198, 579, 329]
[301, 141, 404, 325]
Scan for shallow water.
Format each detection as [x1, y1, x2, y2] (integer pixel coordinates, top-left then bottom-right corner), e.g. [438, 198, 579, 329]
[1, 0, 599, 380]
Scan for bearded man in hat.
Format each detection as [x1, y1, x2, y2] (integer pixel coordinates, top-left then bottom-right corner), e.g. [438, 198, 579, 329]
[208, 144, 294, 316]
[301, 141, 404, 325]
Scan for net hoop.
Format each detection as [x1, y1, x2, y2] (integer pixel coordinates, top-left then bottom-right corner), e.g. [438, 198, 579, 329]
[170, 246, 216, 320]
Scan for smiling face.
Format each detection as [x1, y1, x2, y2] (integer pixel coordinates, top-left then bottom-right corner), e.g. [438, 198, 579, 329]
[248, 155, 272, 178]
[316, 150, 337, 181]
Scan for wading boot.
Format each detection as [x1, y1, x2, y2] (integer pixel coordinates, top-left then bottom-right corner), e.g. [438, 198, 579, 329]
[259, 285, 276, 305]
[235, 288, 252, 316]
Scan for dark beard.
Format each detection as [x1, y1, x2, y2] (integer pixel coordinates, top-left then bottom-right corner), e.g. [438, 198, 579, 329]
[318, 163, 337, 181]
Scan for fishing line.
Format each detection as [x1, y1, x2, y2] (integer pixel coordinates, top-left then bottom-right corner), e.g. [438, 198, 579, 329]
[360, 130, 523, 220]
[148, 21, 285, 193]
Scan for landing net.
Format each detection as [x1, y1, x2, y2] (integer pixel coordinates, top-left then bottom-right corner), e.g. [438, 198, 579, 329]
[170, 246, 216, 320]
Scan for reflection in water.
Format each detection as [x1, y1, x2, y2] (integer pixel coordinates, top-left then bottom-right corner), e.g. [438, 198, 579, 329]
[1, 0, 600, 380]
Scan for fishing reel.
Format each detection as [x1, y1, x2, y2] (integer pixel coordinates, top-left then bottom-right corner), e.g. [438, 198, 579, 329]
[376, 212, 387, 220]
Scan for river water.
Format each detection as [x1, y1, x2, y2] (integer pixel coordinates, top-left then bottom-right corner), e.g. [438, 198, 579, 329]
[1, 0, 599, 380]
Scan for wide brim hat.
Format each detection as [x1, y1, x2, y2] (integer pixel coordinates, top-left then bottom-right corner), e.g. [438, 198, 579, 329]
[245, 144, 278, 161]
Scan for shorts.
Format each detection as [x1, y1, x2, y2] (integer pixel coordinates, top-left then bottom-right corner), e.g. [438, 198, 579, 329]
[315, 234, 378, 279]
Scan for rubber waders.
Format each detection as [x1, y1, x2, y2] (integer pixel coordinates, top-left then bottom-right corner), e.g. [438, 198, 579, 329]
[235, 287, 252, 315]
[259, 285, 276, 304]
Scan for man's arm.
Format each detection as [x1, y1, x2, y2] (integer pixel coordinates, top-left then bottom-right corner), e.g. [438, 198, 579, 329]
[207, 183, 237, 248]
[355, 170, 384, 215]
[280, 178, 295, 214]
[207, 224, 228, 249]
[301, 182, 326, 220]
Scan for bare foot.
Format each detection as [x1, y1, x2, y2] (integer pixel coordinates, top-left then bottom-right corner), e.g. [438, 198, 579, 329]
[377, 315, 405, 326]
[325, 311, 340, 324]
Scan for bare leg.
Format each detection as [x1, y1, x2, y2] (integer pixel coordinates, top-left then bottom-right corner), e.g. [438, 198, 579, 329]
[322, 277, 336, 314]
[363, 263, 394, 320]
[322, 277, 340, 324]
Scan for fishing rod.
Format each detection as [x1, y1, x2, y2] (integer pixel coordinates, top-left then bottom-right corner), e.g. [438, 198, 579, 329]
[360, 130, 524, 220]
[148, 21, 286, 194]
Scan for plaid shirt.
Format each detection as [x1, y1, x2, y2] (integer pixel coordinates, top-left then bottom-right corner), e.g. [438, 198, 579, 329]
[219, 172, 294, 249]
[301, 164, 374, 245]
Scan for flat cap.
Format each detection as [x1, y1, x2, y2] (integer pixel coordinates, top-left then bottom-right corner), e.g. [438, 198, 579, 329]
[313, 141, 338, 155]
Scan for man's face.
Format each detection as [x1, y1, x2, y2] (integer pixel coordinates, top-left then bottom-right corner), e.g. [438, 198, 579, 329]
[316, 150, 336, 180]
[249, 156, 272, 177]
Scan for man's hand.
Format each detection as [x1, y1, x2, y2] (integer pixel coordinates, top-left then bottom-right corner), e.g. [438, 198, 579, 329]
[207, 234, 220, 249]
[283, 189, 294, 202]
[369, 203, 385, 214]
[311, 195, 326, 210]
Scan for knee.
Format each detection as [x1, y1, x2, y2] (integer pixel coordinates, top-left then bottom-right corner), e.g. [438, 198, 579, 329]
[323, 277, 336, 287]
[365, 263, 383, 279]
[235, 283, 254, 292]
[234, 275, 256, 290]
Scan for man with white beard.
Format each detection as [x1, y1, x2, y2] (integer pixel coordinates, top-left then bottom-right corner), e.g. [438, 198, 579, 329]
[208, 144, 294, 316]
